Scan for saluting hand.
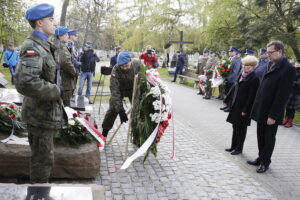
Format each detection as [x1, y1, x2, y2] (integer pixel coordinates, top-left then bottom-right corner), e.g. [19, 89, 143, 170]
[267, 117, 276, 125]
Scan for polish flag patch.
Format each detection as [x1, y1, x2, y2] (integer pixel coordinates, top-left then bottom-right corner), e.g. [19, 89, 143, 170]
[26, 50, 36, 56]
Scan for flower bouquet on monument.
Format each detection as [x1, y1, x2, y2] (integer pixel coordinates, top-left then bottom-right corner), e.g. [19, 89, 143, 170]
[131, 66, 172, 162]
[216, 57, 232, 78]
[0, 102, 27, 135]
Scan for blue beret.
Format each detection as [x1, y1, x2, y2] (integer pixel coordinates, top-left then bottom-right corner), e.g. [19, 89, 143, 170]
[236, 50, 241, 54]
[260, 49, 267, 54]
[25, 4, 54, 21]
[229, 47, 238, 53]
[55, 26, 69, 36]
[68, 30, 77, 35]
[117, 50, 132, 66]
[245, 49, 255, 55]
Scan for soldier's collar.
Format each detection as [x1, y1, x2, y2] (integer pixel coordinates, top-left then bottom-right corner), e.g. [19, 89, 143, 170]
[32, 30, 49, 41]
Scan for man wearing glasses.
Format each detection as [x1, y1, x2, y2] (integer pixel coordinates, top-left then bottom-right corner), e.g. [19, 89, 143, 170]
[248, 41, 295, 173]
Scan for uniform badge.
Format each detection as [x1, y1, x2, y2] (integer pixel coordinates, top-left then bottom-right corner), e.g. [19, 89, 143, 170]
[26, 50, 36, 56]
[112, 74, 116, 78]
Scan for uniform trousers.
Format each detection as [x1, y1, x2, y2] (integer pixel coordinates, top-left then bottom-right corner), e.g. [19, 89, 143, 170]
[257, 122, 278, 166]
[230, 124, 247, 151]
[27, 125, 57, 183]
[62, 90, 72, 107]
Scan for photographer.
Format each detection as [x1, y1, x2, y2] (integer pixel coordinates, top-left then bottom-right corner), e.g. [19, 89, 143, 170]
[139, 45, 158, 68]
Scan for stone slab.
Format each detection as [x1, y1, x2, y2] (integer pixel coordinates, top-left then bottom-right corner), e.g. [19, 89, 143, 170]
[0, 142, 100, 179]
[0, 88, 23, 105]
[0, 184, 105, 200]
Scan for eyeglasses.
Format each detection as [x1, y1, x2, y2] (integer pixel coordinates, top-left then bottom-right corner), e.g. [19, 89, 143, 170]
[266, 50, 277, 55]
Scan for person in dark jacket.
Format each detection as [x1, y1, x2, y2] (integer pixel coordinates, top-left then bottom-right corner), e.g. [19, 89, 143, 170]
[248, 41, 296, 173]
[282, 60, 300, 128]
[77, 42, 100, 104]
[171, 51, 185, 82]
[225, 55, 260, 155]
[110, 46, 122, 67]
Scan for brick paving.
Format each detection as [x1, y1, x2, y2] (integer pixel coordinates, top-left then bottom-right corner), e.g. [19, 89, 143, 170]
[87, 103, 277, 200]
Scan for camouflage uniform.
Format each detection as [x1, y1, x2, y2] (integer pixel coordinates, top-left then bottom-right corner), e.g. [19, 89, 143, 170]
[102, 60, 141, 133]
[203, 56, 219, 98]
[15, 32, 66, 183]
[196, 56, 209, 75]
[57, 42, 76, 106]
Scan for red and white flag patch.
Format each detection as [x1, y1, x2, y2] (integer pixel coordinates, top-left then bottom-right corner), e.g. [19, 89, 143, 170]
[26, 50, 36, 56]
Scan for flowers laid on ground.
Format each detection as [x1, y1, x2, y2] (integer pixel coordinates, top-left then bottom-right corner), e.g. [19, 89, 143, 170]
[131, 67, 172, 161]
[55, 110, 96, 148]
[216, 57, 232, 78]
[0, 102, 27, 135]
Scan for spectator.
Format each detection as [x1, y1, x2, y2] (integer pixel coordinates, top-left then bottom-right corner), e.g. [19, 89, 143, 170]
[139, 45, 158, 68]
[4, 42, 19, 84]
[248, 40, 296, 173]
[254, 49, 269, 82]
[110, 46, 122, 67]
[282, 60, 300, 128]
[225, 55, 260, 155]
[78, 42, 100, 104]
[171, 51, 185, 82]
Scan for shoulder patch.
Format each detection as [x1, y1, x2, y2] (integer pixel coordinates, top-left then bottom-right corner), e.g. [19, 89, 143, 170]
[26, 50, 36, 56]
[111, 74, 116, 78]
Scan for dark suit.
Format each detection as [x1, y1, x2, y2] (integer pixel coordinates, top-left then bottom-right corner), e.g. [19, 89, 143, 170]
[251, 56, 295, 166]
[226, 72, 259, 151]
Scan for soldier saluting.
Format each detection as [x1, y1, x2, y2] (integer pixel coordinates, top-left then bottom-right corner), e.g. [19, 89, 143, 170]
[14, 4, 66, 183]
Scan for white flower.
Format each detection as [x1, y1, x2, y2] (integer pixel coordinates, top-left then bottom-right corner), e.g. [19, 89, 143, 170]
[161, 112, 168, 121]
[68, 119, 76, 125]
[153, 100, 161, 111]
[149, 86, 161, 97]
[222, 59, 226, 64]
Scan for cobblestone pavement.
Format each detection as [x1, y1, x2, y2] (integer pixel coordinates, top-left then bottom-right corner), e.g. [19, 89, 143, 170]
[85, 103, 276, 200]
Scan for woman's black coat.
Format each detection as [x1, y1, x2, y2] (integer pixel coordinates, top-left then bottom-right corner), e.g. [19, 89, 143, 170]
[226, 72, 260, 126]
[251, 56, 295, 124]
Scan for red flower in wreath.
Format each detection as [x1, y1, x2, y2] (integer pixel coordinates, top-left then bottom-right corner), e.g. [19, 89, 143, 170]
[9, 114, 16, 119]
[221, 69, 226, 72]
[81, 127, 87, 133]
[72, 113, 78, 118]
[168, 113, 172, 119]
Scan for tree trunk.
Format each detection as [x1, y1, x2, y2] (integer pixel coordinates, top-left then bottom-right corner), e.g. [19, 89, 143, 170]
[60, 0, 70, 26]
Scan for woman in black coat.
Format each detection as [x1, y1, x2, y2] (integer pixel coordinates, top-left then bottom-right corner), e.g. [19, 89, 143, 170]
[225, 55, 260, 155]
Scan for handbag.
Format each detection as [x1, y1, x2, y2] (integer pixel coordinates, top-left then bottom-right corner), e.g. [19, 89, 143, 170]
[2, 51, 14, 68]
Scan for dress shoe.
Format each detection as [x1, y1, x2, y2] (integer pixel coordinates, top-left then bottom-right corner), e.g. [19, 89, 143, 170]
[89, 100, 93, 104]
[220, 106, 228, 110]
[197, 92, 204, 95]
[231, 150, 242, 155]
[203, 96, 211, 100]
[256, 164, 269, 173]
[247, 158, 260, 166]
[223, 107, 230, 112]
[225, 148, 234, 152]
[171, 80, 176, 82]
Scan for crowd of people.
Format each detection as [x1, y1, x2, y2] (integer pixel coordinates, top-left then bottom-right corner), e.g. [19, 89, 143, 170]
[194, 42, 300, 173]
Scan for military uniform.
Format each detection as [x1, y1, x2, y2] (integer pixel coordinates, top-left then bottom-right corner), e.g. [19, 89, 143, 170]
[196, 55, 209, 75]
[102, 59, 141, 134]
[15, 30, 66, 183]
[57, 41, 76, 106]
[203, 56, 219, 98]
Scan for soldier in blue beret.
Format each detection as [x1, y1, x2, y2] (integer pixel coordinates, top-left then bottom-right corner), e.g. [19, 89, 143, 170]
[67, 30, 81, 91]
[55, 26, 76, 107]
[15, 3, 66, 186]
[254, 48, 269, 81]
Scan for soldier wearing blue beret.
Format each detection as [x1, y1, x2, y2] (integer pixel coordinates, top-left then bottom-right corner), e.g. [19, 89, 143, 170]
[102, 51, 142, 138]
[254, 49, 269, 81]
[245, 49, 255, 55]
[55, 26, 76, 107]
[15, 3, 66, 185]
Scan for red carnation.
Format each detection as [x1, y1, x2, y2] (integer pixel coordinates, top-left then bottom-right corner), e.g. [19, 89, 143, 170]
[221, 64, 225, 67]
[9, 114, 16, 119]
[226, 68, 231, 72]
[162, 120, 169, 127]
[9, 105, 15, 109]
[77, 110, 81, 115]
[72, 113, 78, 118]
[168, 113, 172, 119]
[221, 69, 226, 72]
[84, 116, 89, 121]
[94, 124, 98, 129]
[81, 127, 87, 133]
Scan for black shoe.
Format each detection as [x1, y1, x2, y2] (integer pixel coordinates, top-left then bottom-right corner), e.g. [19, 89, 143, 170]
[89, 100, 93, 104]
[197, 92, 204, 95]
[231, 150, 242, 155]
[256, 164, 269, 173]
[225, 148, 234, 152]
[203, 96, 211, 100]
[220, 106, 228, 110]
[247, 158, 260, 166]
[171, 80, 176, 82]
[223, 107, 230, 112]
[102, 129, 109, 137]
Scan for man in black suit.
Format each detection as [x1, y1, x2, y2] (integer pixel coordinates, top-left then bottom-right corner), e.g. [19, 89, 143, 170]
[248, 40, 296, 173]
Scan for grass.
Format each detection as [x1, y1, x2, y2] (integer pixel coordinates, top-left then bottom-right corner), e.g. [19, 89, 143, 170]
[0, 61, 13, 86]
